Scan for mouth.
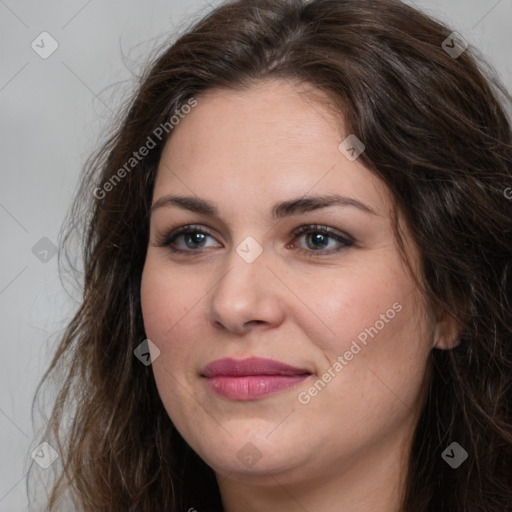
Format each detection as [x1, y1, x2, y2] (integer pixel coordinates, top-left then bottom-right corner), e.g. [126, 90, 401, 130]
[200, 357, 313, 400]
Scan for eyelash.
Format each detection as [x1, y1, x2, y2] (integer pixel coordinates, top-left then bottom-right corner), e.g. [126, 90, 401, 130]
[154, 224, 354, 258]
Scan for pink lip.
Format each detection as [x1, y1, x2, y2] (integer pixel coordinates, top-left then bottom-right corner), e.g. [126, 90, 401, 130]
[201, 357, 312, 400]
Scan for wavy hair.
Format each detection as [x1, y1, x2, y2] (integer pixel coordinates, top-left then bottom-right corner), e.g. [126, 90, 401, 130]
[30, 0, 512, 510]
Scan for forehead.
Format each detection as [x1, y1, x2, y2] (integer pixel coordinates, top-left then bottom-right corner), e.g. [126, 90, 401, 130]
[154, 79, 393, 219]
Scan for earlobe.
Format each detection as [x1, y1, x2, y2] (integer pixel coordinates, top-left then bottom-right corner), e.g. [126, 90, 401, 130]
[432, 311, 461, 350]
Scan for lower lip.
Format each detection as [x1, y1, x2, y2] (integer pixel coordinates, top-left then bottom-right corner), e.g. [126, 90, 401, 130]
[205, 375, 310, 400]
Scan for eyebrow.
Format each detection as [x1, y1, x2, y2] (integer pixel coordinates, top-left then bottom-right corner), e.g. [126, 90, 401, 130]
[150, 193, 378, 218]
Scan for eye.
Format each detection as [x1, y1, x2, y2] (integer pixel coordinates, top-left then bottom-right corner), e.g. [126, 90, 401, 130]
[154, 224, 219, 254]
[288, 224, 354, 257]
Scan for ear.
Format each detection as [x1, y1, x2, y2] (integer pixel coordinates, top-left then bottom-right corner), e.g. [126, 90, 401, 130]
[432, 310, 461, 350]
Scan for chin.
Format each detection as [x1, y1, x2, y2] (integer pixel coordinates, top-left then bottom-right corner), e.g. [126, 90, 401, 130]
[190, 427, 307, 477]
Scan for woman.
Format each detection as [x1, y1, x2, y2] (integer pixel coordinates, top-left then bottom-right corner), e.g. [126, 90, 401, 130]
[31, 0, 512, 510]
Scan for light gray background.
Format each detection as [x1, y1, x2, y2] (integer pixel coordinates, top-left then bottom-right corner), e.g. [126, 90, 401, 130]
[1, 0, 511, 510]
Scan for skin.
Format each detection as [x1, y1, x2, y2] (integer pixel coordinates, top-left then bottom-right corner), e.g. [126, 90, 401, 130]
[140, 79, 458, 512]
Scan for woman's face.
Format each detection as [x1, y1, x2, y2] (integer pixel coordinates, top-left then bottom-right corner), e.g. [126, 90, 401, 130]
[141, 79, 448, 487]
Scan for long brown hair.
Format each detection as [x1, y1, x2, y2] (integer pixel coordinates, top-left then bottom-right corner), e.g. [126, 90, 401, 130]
[30, 0, 512, 510]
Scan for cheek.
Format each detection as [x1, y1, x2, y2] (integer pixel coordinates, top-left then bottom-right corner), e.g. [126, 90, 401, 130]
[141, 253, 203, 324]
[140, 261, 202, 364]
[321, 299, 430, 419]
[295, 262, 420, 359]
[300, 262, 432, 410]
[140, 262, 207, 428]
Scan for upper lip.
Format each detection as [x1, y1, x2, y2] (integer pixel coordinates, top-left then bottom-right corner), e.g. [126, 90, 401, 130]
[201, 357, 312, 377]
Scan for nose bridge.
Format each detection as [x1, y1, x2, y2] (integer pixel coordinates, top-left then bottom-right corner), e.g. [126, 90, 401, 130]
[208, 238, 284, 332]
[213, 241, 267, 309]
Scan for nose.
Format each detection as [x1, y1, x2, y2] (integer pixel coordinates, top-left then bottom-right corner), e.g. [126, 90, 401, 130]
[208, 246, 286, 335]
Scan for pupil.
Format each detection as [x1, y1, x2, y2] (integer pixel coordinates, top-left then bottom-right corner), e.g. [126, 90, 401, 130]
[309, 233, 328, 249]
[186, 233, 205, 247]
